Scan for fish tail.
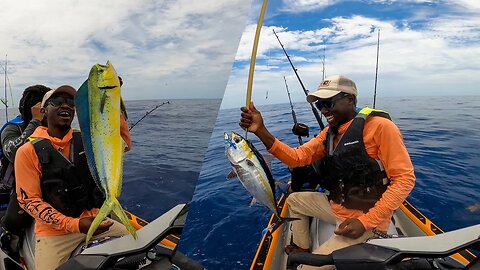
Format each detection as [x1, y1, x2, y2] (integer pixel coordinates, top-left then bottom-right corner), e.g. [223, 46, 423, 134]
[111, 197, 137, 239]
[85, 200, 111, 244]
[265, 215, 301, 236]
[280, 216, 301, 222]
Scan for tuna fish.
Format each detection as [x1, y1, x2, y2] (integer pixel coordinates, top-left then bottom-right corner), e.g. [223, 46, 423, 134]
[76, 61, 136, 243]
[225, 131, 294, 222]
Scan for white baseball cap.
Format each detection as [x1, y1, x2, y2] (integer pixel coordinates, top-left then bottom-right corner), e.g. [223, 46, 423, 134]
[306, 75, 357, 103]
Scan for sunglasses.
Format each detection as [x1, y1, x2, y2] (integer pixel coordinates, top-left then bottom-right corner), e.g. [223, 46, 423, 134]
[315, 93, 350, 110]
[48, 96, 75, 107]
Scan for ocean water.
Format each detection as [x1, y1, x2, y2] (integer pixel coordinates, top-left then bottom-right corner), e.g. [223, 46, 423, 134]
[0, 99, 221, 221]
[177, 95, 480, 269]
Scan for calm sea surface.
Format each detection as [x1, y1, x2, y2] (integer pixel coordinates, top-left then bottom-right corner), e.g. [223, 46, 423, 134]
[0, 99, 221, 221]
[177, 95, 480, 269]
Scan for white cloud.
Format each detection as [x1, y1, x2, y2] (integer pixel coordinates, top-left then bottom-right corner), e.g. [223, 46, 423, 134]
[0, 0, 251, 104]
[221, 12, 480, 109]
[455, 0, 480, 9]
[281, 0, 339, 12]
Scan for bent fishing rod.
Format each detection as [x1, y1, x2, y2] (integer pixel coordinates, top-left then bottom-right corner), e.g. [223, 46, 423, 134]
[273, 29, 324, 130]
[129, 101, 170, 131]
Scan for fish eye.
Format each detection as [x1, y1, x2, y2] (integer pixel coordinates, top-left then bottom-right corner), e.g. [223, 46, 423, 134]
[234, 138, 240, 143]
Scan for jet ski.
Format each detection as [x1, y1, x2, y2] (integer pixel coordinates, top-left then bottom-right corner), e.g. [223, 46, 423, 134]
[251, 192, 479, 270]
[0, 203, 205, 270]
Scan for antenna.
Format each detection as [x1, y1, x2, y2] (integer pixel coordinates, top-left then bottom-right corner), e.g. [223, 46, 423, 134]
[373, 29, 380, 109]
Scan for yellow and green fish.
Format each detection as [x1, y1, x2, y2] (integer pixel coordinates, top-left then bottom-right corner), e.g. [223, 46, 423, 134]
[76, 61, 136, 243]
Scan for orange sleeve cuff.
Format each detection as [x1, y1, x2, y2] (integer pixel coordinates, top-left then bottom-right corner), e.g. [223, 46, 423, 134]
[267, 138, 281, 153]
[66, 217, 81, 233]
[357, 215, 373, 231]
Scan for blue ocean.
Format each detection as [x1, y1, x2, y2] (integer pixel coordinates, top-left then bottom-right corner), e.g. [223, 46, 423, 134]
[177, 96, 480, 269]
[0, 99, 221, 222]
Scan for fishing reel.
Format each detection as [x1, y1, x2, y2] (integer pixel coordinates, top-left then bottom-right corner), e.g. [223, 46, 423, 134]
[292, 123, 309, 138]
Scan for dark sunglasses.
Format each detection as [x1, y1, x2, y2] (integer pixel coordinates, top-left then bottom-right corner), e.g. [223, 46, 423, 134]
[315, 93, 350, 110]
[48, 96, 75, 107]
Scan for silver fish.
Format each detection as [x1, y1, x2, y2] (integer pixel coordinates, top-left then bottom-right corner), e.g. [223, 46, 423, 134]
[224, 131, 286, 219]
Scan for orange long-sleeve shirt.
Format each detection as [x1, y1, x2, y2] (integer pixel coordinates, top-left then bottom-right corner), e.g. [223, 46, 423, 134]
[15, 127, 96, 236]
[269, 116, 415, 231]
[15, 120, 132, 236]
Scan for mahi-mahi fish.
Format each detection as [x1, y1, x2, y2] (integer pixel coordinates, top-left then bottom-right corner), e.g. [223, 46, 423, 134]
[76, 61, 136, 243]
[225, 132, 296, 223]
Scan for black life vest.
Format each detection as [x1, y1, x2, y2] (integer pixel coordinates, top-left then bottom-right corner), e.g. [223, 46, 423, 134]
[32, 131, 104, 218]
[0, 116, 25, 191]
[313, 108, 391, 212]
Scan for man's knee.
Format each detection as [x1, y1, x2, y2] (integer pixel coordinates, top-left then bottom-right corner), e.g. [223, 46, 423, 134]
[286, 192, 303, 212]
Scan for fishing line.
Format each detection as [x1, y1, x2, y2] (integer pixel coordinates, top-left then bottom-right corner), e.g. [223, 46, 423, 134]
[128, 101, 170, 131]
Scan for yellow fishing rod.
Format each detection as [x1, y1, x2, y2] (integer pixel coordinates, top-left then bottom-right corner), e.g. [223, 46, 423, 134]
[245, 0, 269, 109]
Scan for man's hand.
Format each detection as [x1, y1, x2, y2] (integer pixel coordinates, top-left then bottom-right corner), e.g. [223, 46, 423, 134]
[334, 218, 366, 239]
[31, 102, 44, 121]
[79, 216, 113, 235]
[240, 102, 265, 134]
[239, 102, 276, 149]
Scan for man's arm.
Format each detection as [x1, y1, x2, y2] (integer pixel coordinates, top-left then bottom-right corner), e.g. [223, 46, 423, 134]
[357, 118, 416, 230]
[1, 119, 41, 163]
[15, 143, 81, 233]
[267, 132, 327, 167]
[240, 102, 327, 166]
[120, 113, 132, 152]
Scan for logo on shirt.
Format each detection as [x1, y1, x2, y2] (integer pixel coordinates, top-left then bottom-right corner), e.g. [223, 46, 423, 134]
[344, 140, 359, 146]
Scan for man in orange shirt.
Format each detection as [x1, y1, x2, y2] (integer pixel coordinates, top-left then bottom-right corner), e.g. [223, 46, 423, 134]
[15, 86, 131, 270]
[240, 75, 415, 269]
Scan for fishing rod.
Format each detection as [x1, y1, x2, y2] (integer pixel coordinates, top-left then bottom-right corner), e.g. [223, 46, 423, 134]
[244, 0, 269, 139]
[272, 29, 324, 130]
[284, 76, 309, 145]
[129, 101, 170, 131]
[373, 29, 380, 109]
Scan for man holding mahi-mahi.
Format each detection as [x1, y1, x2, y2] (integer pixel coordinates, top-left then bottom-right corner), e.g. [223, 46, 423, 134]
[240, 75, 415, 270]
[14, 86, 131, 270]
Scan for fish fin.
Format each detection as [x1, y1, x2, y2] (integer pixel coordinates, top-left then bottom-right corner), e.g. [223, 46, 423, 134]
[249, 197, 257, 207]
[226, 169, 237, 180]
[280, 216, 301, 222]
[100, 91, 107, 114]
[264, 216, 301, 236]
[85, 200, 111, 244]
[263, 154, 275, 172]
[245, 159, 255, 167]
[111, 197, 137, 239]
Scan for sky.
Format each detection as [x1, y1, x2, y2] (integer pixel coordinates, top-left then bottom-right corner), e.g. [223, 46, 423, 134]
[220, 0, 480, 108]
[0, 0, 252, 107]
